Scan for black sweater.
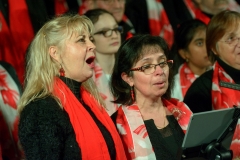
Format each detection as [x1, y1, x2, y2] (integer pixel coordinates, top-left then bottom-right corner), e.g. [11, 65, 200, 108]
[18, 77, 116, 160]
[184, 58, 240, 113]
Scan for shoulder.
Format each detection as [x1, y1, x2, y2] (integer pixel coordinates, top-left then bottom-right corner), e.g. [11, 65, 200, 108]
[19, 96, 65, 124]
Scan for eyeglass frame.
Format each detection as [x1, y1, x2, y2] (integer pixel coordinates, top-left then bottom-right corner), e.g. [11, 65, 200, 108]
[93, 26, 123, 38]
[130, 60, 173, 75]
[97, 0, 126, 5]
[220, 36, 240, 46]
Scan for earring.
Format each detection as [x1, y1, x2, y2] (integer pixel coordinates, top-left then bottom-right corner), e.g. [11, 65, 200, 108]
[131, 86, 135, 101]
[59, 64, 65, 77]
[185, 58, 189, 62]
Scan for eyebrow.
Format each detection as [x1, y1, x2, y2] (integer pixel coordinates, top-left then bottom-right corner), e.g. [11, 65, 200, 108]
[194, 38, 204, 42]
[95, 24, 118, 31]
[141, 54, 166, 61]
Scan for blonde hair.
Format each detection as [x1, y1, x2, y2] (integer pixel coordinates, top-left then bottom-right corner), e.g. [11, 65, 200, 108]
[18, 14, 105, 112]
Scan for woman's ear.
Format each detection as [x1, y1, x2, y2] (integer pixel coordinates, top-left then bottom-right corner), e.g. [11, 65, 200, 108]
[121, 72, 134, 87]
[179, 49, 189, 60]
[49, 46, 59, 61]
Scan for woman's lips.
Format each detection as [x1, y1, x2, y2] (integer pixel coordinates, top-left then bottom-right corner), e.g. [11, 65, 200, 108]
[111, 42, 119, 46]
[86, 56, 95, 68]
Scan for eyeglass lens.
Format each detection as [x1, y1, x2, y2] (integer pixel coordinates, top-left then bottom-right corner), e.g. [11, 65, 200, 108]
[144, 61, 173, 74]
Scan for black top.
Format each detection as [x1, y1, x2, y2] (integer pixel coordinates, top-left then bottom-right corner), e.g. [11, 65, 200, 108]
[112, 112, 184, 160]
[19, 77, 116, 160]
[184, 58, 240, 113]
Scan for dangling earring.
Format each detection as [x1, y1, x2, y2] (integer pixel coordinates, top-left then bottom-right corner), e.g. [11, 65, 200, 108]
[185, 58, 189, 63]
[131, 86, 135, 101]
[59, 64, 65, 77]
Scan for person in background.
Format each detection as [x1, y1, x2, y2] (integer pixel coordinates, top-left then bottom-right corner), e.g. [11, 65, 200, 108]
[18, 14, 126, 159]
[110, 34, 192, 159]
[0, 61, 22, 160]
[171, 19, 212, 101]
[184, 10, 240, 159]
[79, 0, 134, 42]
[84, 9, 122, 115]
[182, 0, 240, 24]
[125, 0, 177, 47]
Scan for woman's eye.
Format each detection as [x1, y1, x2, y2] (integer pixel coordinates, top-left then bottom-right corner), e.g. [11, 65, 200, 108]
[142, 65, 152, 70]
[227, 36, 235, 42]
[90, 37, 94, 42]
[197, 41, 203, 46]
[78, 38, 85, 42]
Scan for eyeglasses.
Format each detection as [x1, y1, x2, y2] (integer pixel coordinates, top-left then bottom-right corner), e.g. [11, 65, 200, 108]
[97, 0, 126, 5]
[130, 60, 173, 75]
[94, 26, 123, 37]
[221, 36, 240, 46]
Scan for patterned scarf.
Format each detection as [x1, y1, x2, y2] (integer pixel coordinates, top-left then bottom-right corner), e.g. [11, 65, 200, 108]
[183, 0, 240, 24]
[116, 98, 192, 159]
[0, 65, 21, 160]
[211, 62, 240, 159]
[179, 63, 197, 97]
[53, 78, 126, 160]
[146, 0, 174, 46]
[92, 61, 118, 116]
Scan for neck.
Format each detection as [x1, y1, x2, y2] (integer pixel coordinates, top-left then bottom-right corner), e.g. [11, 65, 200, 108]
[95, 52, 115, 74]
[187, 62, 208, 76]
[137, 97, 164, 113]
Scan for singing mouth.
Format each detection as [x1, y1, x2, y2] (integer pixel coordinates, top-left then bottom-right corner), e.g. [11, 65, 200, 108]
[86, 56, 95, 64]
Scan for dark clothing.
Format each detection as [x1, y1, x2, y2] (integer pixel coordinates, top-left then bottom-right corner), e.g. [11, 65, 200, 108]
[145, 115, 184, 160]
[119, 19, 134, 42]
[184, 58, 240, 113]
[19, 77, 116, 160]
[111, 112, 184, 159]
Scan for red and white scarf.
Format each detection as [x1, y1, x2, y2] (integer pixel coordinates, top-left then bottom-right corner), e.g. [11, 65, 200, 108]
[116, 98, 192, 159]
[53, 78, 126, 160]
[184, 0, 240, 25]
[179, 63, 197, 97]
[146, 0, 174, 46]
[92, 61, 118, 116]
[211, 62, 240, 159]
[0, 65, 21, 160]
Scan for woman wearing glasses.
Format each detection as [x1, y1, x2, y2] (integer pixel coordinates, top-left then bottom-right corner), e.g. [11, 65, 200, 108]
[184, 10, 240, 159]
[110, 34, 192, 159]
[85, 9, 123, 115]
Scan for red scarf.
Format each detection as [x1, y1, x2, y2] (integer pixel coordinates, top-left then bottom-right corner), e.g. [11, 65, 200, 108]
[53, 78, 126, 160]
[179, 63, 197, 97]
[211, 62, 240, 159]
[147, 0, 174, 47]
[55, 0, 68, 15]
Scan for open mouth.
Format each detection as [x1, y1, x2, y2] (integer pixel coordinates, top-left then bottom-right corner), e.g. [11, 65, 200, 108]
[86, 56, 95, 64]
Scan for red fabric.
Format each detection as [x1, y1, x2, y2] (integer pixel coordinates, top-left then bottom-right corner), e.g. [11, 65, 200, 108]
[0, 66, 21, 160]
[147, 1, 174, 47]
[55, 0, 68, 15]
[179, 63, 197, 97]
[211, 62, 240, 159]
[0, 0, 34, 84]
[53, 78, 126, 160]
[194, 8, 210, 24]
[0, 12, 21, 83]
